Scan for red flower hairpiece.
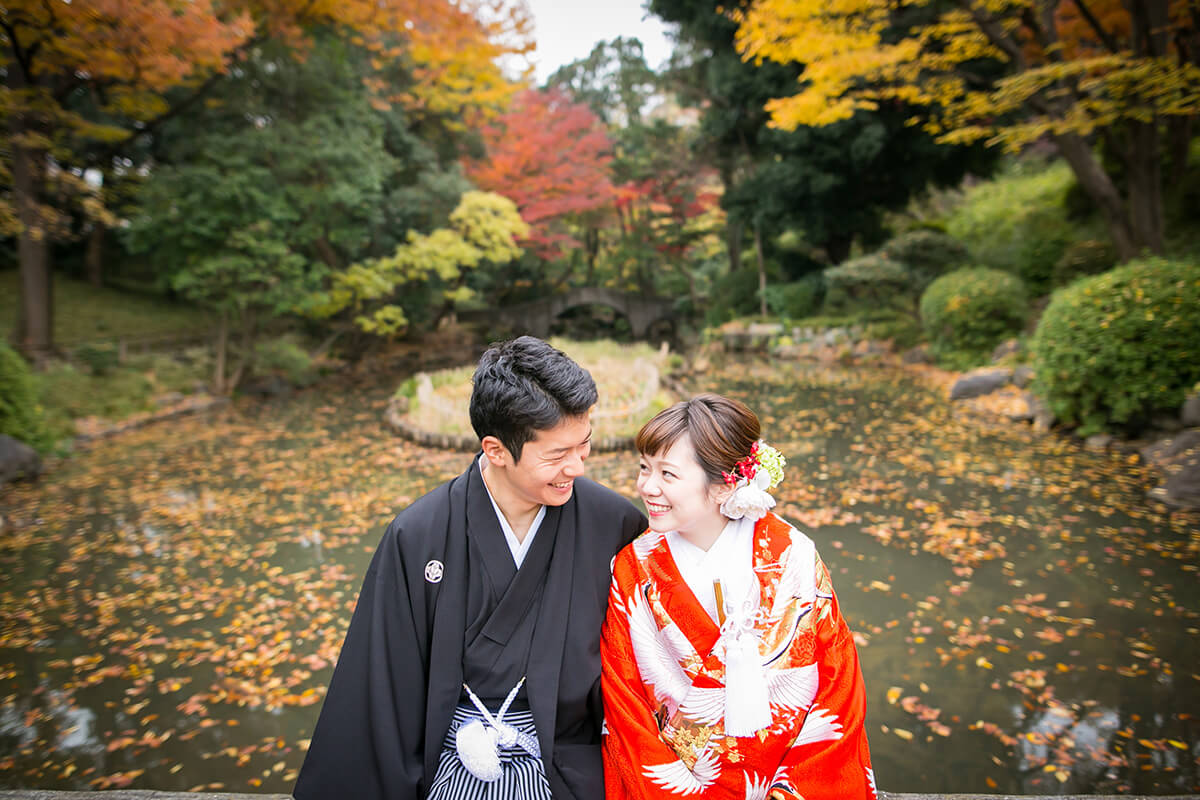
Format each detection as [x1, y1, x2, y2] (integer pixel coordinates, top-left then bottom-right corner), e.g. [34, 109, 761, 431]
[722, 441, 760, 486]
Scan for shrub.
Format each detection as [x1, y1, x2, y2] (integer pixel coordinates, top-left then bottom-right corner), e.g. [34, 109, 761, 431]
[920, 267, 1027, 368]
[253, 335, 316, 387]
[1031, 257, 1200, 434]
[945, 161, 1079, 296]
[1051, 239, 1117, 287]
[863, 313, 924, 350]
[72, 342, 120, 375]
[764, 273, 825, 320]
[0, 343, 52, 451]
[880, 230, 970, 294]
[823, 254, 912, 313]
[705, 263, 783, 326]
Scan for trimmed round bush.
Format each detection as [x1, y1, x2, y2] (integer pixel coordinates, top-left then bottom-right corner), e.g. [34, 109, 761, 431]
[945, 161, 1077, 296]
[0, 343, 51, 451]
[920, 267, 1027, 367]
[880, 230, 970, 293]
[1031, 257, 1200, 434]
[823, 254, 911, 313]
[764, 274, 825, 320]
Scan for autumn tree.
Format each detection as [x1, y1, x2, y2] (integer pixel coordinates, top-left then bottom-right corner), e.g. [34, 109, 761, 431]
[1, 0, 531, 361]
[124, 34, 500, 384]
[650, 0, 990, 321]
[609, 121, 725, 298]
[1, 0, 249, 362]
[735, 0, 1200, 259]
[305, 191, 529, 336]
[464, 87, 615, 280]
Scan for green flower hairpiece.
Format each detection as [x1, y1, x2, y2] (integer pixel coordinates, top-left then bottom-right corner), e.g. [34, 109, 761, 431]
[756, 441, 786, 490]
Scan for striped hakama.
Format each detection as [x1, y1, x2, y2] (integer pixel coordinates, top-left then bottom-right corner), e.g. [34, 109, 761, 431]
[427, 705, 551, 800]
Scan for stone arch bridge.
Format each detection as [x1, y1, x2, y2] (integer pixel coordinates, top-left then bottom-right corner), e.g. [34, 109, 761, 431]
[459, 287, 675, 339]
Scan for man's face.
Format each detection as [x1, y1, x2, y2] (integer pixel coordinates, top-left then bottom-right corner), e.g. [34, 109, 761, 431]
[495, 415, 593, 507]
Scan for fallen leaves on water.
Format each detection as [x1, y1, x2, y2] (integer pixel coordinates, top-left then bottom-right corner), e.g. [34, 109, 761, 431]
[0, 359, 1196, 793]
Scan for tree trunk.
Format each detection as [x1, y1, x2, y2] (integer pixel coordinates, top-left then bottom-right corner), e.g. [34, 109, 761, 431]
[7, 69, 53, 363]
[754, 223, 767, 318]
[1124, 120, 1166, 255]
[584, 227, 599, 284]
[1052, 132, 1139, 261]
[727, 219, 743, 275]
[213, 312, 228, 395]
[227, 308, 257, 392]
[313, 236, 341, 270]
[1166, 116, 1193, 181]
[86, 223, 105, 287]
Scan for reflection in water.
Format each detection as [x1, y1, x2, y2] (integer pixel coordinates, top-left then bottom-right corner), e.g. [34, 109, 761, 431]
[0, 359, 1196, 793]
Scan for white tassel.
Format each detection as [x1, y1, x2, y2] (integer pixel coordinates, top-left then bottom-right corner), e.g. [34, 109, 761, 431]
[456, 719, 503, 781]
[719, 595, 772, 737]
[456, 678, 527, 783]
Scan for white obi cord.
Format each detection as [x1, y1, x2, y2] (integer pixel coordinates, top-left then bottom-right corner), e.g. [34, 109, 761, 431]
[719, 592, 772, 736]
[455, 678, 541, 782]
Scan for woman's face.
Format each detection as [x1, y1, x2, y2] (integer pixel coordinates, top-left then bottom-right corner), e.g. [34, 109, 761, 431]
[637, 434, 730, 543]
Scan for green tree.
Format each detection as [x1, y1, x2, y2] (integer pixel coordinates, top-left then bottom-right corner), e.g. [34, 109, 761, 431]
[124, 41, 417, 389]
[546, 37, 659, 126]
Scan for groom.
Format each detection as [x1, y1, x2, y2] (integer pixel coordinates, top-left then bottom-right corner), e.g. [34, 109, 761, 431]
[294, 336, 646, 800]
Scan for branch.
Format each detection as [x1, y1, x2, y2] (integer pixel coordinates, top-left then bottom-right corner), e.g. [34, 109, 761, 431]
[99, 34, 267, 158]
[1070, 0, 1122, 53]
[954, 0, 1028, 70]
[1, 19, 34, 80]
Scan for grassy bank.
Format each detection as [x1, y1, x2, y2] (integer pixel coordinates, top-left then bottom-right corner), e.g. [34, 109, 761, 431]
[0, 270, 214, 348]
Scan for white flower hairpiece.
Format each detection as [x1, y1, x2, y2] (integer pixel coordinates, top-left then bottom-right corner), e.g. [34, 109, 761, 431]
[718, 440, 786, 521]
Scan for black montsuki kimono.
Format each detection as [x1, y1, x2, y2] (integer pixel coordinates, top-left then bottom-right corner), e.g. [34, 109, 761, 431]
[293, 456, 646, 800]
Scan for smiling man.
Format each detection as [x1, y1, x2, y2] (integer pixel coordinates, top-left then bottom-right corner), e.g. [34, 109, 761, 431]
[294, 336, 646, 800]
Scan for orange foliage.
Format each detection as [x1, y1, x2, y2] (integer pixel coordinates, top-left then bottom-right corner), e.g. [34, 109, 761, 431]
[7, 0, 250, 111]
[1, 0, 532, 134]
[465, 88, 615, 258]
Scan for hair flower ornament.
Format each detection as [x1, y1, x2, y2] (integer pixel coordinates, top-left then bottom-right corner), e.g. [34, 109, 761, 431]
[719, 441, 786, 521]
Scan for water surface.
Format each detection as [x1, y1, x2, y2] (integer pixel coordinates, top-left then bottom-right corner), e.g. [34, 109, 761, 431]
[0, 358, 1196, 793]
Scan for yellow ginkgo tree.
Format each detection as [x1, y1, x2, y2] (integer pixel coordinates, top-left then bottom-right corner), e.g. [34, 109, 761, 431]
[734, 0, 1200, 260]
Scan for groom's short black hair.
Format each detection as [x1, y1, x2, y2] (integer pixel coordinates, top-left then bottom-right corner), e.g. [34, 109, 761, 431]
[469, 336, 596, 462]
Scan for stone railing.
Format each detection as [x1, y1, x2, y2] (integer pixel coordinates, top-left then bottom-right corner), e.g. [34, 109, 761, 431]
[2, 792, 1198, 800]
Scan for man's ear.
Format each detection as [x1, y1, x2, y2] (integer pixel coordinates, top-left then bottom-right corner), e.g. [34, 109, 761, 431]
[480, 435, 511, 467]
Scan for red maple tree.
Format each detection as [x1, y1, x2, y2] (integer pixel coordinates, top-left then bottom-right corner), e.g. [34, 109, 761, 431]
[465, 87, 615, 259]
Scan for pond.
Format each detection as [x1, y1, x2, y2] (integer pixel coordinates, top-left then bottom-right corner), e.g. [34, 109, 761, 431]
[0, 356, 1196, 794]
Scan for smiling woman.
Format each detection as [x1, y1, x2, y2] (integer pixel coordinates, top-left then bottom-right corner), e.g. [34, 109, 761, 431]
[603, 393, 877, 800]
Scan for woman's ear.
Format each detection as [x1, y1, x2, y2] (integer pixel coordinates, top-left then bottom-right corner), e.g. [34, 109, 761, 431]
[709, 481, 735, 507]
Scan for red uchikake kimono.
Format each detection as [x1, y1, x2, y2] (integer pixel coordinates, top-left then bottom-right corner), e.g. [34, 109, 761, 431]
[601, 512, 875, 800]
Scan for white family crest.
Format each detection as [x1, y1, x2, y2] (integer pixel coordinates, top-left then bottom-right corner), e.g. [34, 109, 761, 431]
[424, 560, 445, 583]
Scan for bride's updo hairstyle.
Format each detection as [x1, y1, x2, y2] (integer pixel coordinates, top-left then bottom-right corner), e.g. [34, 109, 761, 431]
[634, 393, 760, 486]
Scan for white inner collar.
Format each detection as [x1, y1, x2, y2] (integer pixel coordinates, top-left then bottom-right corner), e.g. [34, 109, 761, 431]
[478, 457, 546, 568]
